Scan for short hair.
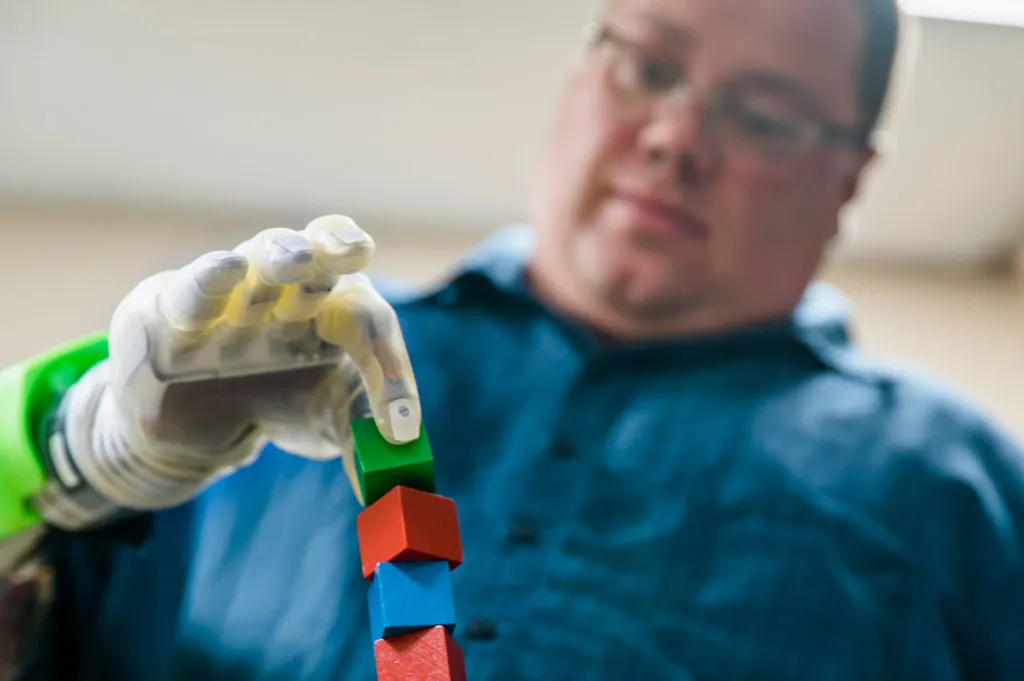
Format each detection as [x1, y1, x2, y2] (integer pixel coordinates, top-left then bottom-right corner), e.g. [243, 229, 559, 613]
[856, 0, 905, 138]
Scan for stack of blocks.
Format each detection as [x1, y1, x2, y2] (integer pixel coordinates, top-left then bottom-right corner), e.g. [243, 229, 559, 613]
[350, 417, 468, 681]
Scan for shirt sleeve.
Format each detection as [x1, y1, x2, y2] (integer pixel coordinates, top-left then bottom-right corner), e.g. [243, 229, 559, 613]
[5, 531, 127, 681]
[0, 541, 54, 679]
[950, 419, 1024, 681]
[0, 332, 113, 680]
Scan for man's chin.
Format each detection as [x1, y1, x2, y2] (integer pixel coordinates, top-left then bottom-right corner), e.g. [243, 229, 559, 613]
[566, 233, 697, 313]
[578, 264, 686, 318]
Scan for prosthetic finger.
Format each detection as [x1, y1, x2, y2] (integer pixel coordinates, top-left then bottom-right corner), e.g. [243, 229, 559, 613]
[157, 251, 249, 334]
[316, 274, 421, 444]
[274, 215, 376, 324]
[223, 228, 318, 328]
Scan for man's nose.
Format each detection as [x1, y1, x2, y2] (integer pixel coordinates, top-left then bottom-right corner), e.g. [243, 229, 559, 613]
[637, 92, 717, 183]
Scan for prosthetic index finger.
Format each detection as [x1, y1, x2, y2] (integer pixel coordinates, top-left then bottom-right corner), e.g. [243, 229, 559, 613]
[316, 274, 422, 445]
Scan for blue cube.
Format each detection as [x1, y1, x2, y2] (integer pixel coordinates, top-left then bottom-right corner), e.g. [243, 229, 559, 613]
[367, 560, 456, 641]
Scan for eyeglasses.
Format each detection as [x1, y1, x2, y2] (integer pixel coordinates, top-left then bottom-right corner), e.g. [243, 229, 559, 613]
[588, 23, 869, 167]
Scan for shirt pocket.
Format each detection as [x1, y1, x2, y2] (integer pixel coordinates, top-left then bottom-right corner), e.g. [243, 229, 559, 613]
[541, 478, 926, 681]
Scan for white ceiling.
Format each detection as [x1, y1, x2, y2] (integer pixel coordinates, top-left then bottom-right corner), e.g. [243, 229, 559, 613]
[903, 0, 1024, 26]
[1, 1, 1022, 265]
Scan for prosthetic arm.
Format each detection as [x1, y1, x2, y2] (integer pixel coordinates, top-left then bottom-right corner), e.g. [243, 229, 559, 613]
[0, 215, 423, 672]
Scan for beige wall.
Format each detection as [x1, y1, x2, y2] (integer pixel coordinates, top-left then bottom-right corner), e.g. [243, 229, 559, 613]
[2, 207, 1022, 442]
[3, 2, 1024, 265]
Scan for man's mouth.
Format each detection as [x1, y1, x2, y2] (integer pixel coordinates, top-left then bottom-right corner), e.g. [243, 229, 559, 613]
[606, 188, 709, 242]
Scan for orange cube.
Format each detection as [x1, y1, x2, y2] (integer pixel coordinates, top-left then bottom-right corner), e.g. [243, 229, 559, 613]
[374, 625, 467, 681]
[357, 486, 463, 580]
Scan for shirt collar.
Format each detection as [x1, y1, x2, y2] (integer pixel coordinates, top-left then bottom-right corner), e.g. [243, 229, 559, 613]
[449, 223, 535, 295]
[411, 223, 862, 370]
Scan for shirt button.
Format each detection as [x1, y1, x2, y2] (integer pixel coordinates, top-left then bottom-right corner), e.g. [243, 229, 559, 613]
[551, 441, 574, 459]
[507, 523, 541, 546]
[463, 617, 498, 641]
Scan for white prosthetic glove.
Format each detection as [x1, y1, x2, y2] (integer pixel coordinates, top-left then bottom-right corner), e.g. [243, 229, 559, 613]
[36, 215, 421, 531]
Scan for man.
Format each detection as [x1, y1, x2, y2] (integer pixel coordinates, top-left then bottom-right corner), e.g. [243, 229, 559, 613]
[1, 0, 1022, 679]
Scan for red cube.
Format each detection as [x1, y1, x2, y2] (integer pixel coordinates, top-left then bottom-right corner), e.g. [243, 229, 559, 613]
[374, 625, 467, 681]
[357, 486, 463, 580]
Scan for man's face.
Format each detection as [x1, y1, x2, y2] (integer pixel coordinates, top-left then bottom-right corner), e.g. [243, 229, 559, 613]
[531, 0, 875, 332]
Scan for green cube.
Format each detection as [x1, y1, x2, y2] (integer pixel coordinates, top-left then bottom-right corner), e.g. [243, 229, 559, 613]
[351, 417, 436, 506]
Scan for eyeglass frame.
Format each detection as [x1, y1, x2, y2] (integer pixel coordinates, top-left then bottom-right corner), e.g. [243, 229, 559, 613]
[582, 21, 873, 163]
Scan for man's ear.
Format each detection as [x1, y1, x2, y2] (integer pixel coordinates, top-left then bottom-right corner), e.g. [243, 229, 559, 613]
[844, 126, 897, 203]
[842, 146, 879, 205]
[832, 144, 881, 245]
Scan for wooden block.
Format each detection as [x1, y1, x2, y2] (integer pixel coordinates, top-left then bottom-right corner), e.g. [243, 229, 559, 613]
[351, 417, 436, 507]
[357, 486, 463, 580]
[375, 625, 467, 681]
[367, 561, 456, 641]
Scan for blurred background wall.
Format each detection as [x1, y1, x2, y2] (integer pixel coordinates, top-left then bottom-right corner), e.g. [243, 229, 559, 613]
[1, 1, 1024, 436]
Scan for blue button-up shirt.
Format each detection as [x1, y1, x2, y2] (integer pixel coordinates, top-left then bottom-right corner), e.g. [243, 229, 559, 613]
[24, 226, 1024, 680]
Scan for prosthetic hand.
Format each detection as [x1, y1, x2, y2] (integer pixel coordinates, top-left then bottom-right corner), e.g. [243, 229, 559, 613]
[32, 215, 421, 532]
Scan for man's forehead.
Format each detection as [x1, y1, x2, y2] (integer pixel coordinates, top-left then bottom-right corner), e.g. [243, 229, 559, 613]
[604, 0, 859, 25]
[602, 0, 863, 50]
[601, 0, 865, 119]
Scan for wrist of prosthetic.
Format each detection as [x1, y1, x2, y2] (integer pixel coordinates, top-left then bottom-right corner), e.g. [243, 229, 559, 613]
[0, 330, 251, 540]
[34, 359, 256, 532]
